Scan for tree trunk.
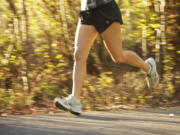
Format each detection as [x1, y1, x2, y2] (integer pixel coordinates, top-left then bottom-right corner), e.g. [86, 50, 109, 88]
[22, 0, 31, 93]
[142, 0, 147, 59]
[154, 0, 161, 63]
[59, 0, 71, 51]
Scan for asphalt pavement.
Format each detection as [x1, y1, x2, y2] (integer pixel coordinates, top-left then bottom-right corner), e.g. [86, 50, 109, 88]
[0, 107, 180, 135]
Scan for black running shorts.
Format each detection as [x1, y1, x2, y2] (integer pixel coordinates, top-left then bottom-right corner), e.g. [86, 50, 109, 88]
[79, 1, 123, 33]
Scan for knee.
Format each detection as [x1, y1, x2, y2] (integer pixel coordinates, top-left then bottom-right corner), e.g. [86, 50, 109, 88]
[113, 58, 125, 64]
[113, 53, 126, 64]
[74, 49, 87, 63]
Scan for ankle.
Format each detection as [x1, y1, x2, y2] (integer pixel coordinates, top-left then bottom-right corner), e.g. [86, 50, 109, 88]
[71, 94, 80, 101]
[144, 63, 151, 73]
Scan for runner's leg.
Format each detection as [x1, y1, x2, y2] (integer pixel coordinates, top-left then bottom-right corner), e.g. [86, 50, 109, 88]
[72, 21, 98, 99]
[101, 22, 150, 72]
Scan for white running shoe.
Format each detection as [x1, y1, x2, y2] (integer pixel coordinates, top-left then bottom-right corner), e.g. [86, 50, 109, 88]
[54, 95, 82, 115]
[145, 57, 159, 89]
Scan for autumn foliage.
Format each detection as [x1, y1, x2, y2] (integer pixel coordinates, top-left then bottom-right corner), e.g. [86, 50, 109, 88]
[0, 0, 179, 114]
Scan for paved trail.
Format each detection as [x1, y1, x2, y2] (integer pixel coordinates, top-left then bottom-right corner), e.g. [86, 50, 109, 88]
[0, 107, 180, 135]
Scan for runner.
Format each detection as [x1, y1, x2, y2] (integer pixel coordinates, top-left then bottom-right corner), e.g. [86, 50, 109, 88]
[54, 0, 159, 115]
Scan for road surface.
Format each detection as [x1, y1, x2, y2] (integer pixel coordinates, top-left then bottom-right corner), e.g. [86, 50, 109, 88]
[0, 107, 180, 135]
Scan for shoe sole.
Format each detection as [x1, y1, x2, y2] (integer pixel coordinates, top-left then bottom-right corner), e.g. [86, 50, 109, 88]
[55, 101, 81, 116]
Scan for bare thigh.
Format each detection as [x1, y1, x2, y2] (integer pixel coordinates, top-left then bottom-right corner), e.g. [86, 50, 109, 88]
[74, 21, 98, 61]
[101, 22, 123, 62]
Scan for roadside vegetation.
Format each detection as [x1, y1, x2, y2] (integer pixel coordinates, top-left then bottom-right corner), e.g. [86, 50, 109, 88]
[0, 0, 179, 115]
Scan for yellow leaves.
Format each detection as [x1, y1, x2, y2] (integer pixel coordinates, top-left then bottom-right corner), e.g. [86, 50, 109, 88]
[95, 96, 100, 101]
[9, 55, 16, 62]
[131, 97, 137, 103]
[123, 96, 127, 100]
[56, 63, 63, 67]
[35, 47, 44, 53]
[164, 65, 173, 71]
[163, 59, 171, 63]
[82, 99, 88, 105]
[35, 45, 49, 53]
[55, 54, 63, 59]
[46, 63, 53, 69]
[44, 52, 50, 58]
[97, 72, 114, 86]
[62, 89, 68, 95]
[17, 45, 22, 51]
[140, 19, 146, 23]
[44, 68, 52, 73]
[1, 59, 8, 66]
[60, 73, 67, 81]
[167, 83, 174, 92]
[89, 85, 96, 92]
[167, 46, 175, 50]
[149, 24, 159, 29]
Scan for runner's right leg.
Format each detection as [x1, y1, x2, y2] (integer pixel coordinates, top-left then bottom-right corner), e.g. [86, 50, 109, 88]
[55, 21, 98, 115]
[72, 21, 98, 99]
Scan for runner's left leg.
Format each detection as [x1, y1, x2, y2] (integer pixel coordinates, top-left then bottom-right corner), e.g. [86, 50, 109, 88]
[101, 22, 150, 72]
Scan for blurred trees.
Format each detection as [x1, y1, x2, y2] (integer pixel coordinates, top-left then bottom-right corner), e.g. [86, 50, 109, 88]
[0, 0, 179, 113]
[165, 0, 180, 100]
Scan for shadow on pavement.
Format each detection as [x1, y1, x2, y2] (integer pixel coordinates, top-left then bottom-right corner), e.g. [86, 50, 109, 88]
[0, 123, 104, 135]
[78, 114, 180, 124]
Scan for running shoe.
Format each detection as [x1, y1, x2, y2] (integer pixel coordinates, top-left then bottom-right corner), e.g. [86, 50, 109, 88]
[145, 57, 159, 89]
[54, 95, 82, 115]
